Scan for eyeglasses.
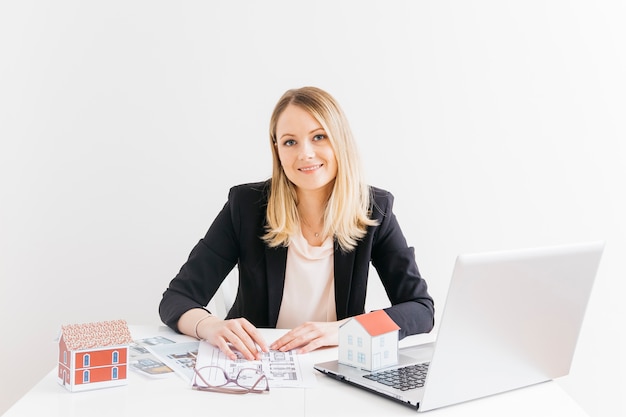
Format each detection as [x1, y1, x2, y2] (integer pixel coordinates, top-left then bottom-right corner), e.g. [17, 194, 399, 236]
[192, 365, 270, 394]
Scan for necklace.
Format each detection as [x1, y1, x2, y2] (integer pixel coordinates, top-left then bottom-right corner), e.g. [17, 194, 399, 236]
[300, 215, 323, 238]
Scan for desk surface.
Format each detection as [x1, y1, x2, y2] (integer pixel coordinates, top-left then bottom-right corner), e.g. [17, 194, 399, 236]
[3, 325, 589, 417]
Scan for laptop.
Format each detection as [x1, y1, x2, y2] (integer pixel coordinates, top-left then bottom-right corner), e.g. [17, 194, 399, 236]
[314, 241, 604, 412]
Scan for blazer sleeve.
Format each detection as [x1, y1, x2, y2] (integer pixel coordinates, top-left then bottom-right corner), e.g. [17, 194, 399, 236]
[370, 189, 435, 338]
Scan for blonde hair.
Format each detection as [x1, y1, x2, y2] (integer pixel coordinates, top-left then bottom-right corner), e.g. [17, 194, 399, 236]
[263, 86, 378, 252]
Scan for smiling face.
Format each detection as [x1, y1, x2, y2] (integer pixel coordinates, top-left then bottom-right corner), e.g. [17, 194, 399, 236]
[274, 104, 338, 197]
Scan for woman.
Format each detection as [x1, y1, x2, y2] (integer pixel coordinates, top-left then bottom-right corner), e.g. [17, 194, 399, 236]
[159, 86, 434, 360]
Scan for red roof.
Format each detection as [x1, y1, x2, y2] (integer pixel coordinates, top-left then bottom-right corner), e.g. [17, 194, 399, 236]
[61, 319, 133, 351]
[354, 310, 400, 336]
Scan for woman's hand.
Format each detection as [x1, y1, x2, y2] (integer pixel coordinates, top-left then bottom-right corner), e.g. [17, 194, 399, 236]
[270, 319, 349, 354]
[180, 309, 268, 361]
[199, 317, 269, 360]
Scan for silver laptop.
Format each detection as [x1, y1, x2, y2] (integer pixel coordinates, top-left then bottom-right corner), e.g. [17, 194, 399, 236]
[314, 241, 604, 411]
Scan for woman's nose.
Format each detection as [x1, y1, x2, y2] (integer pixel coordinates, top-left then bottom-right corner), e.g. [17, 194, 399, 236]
[298, 140, 315, 160]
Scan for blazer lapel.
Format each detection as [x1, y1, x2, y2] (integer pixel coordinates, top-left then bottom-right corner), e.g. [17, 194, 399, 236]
[265, 245, 287, 327]
[333, 242, 356, 320]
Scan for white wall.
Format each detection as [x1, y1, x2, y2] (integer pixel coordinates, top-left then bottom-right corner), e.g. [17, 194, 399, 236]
[1, 1, 624, 415]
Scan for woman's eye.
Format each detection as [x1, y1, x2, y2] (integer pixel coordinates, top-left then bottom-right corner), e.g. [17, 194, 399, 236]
[283, 139, 296, 147]
[313, 134, 326, 141]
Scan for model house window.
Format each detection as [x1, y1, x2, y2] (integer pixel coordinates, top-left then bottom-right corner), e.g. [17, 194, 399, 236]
[112, 351, 119, 364]
[380, 337, 385, 347]
[63, 351, 67, 364]
[83, 354, 90, 367]
[357, 337, 363, 347]
[357, 352, 365, 364]
[348, 350, 353, 361]
[83, 370, 90, 383]
[112, 367, 119, 380]
[348, 335, 353, 345]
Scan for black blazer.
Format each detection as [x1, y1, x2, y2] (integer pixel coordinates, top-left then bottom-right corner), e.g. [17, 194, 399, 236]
[159, 181, 434, 339]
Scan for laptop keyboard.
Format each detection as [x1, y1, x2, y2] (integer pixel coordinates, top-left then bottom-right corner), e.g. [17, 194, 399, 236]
[363, 362, 430, 391]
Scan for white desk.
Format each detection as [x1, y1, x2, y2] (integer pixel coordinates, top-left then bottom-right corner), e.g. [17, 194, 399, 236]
[3, 326, 588, 417]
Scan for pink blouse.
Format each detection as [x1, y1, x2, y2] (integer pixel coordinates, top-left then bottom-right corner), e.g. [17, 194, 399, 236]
[276, 231, 337, 329]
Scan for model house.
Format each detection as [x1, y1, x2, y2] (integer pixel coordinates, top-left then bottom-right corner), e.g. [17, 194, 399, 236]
[57, 319, 133, 392]
[338, 310, 400, 371]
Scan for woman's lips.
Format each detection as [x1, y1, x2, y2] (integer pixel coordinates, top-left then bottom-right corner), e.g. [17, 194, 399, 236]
[298, 164, 323, 172]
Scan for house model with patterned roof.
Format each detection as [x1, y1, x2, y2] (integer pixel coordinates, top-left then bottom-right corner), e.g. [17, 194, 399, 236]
[338, 310, 400, 372]
[57, 319, 133, 392]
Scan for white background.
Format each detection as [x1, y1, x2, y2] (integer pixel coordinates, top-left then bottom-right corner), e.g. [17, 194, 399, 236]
[1, 1, 624, 415]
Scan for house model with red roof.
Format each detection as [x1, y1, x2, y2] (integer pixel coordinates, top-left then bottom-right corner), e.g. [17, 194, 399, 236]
[338, 310, 400, 372]
[57, 319, 133, 392]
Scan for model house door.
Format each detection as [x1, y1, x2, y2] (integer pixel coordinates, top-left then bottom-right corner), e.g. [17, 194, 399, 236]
[373, 352, 381, 370]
